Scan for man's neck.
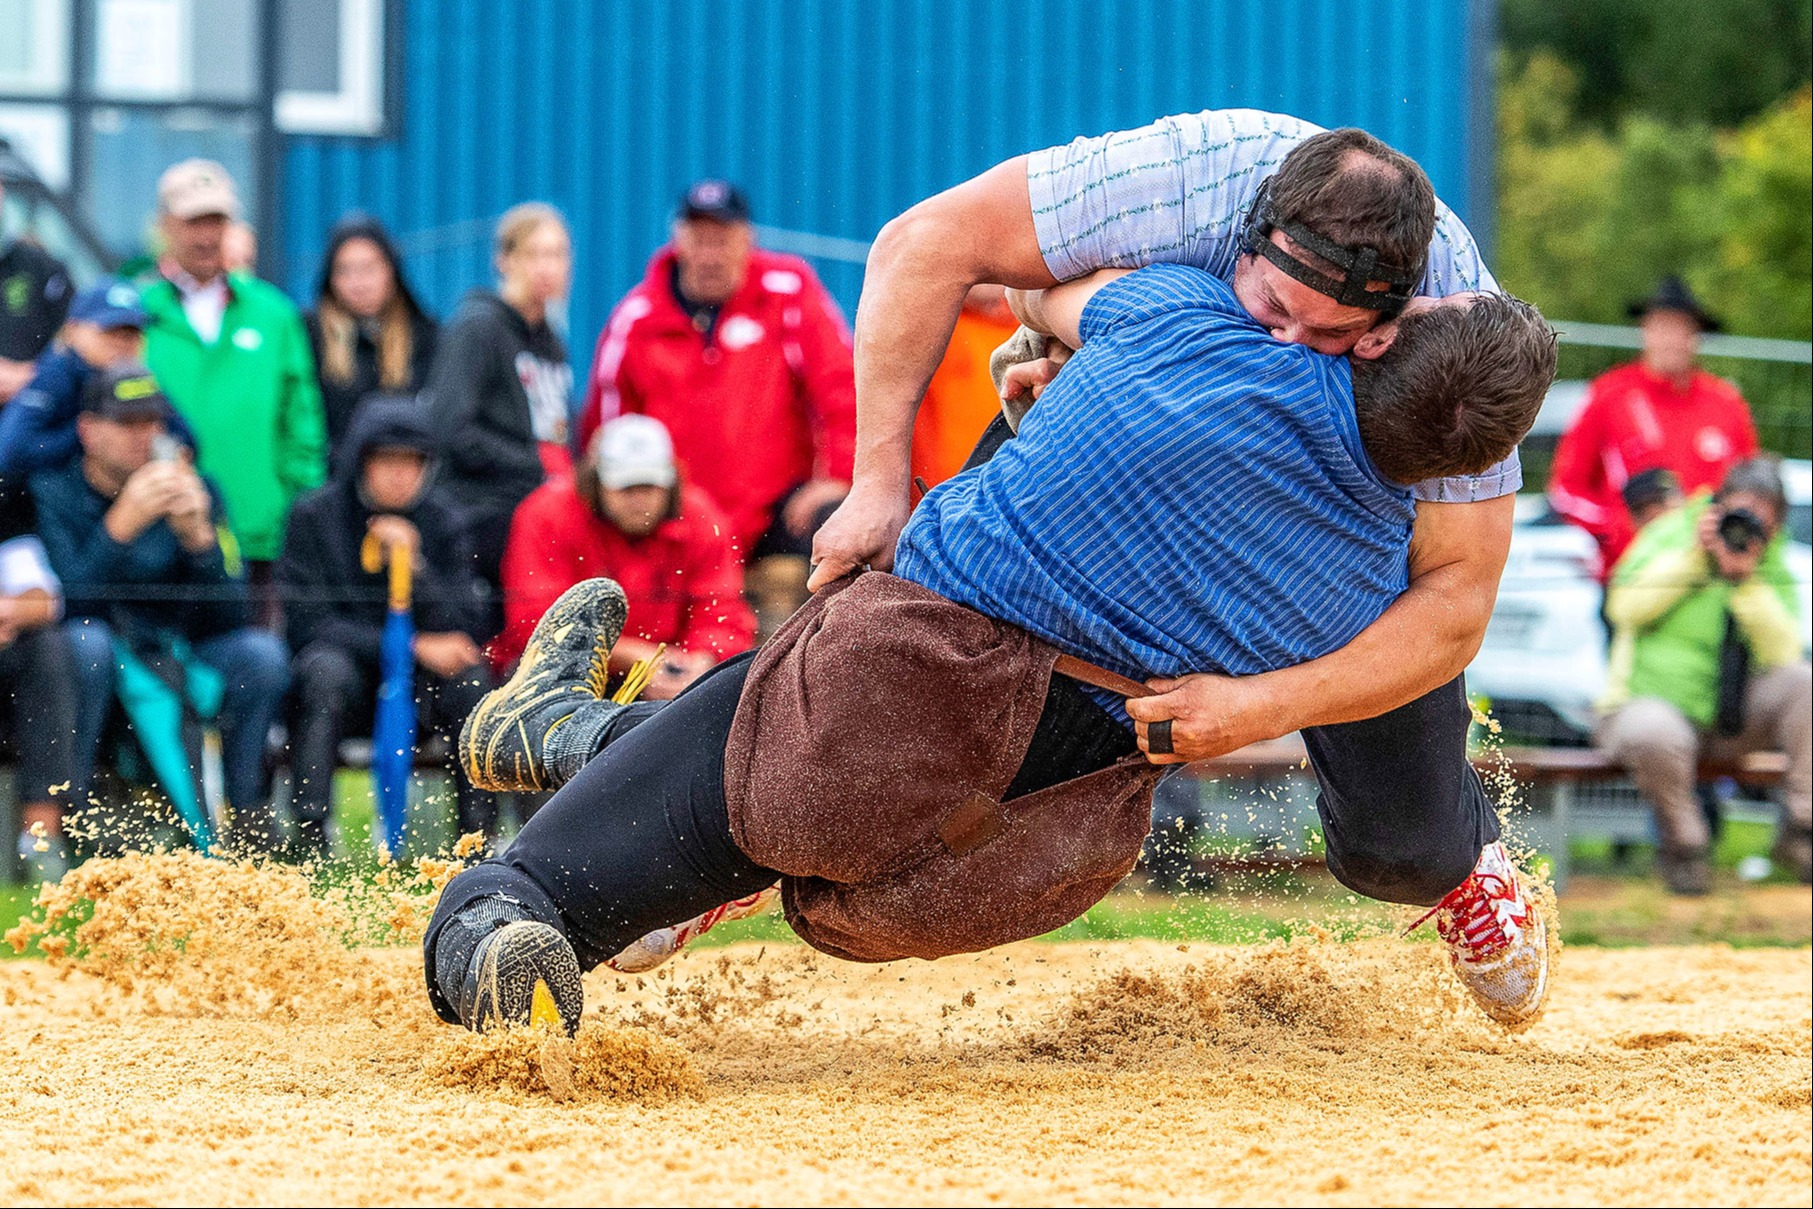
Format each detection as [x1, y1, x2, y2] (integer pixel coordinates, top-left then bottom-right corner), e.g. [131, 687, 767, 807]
[1641, 356, 1694, 390]
[165, 263, 225, 294]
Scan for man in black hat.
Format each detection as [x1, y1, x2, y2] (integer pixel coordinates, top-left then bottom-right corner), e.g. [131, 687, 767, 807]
[1550, 274, 1759, 577]
[31, 362, 290, 850]
[576, 179, 857, 633]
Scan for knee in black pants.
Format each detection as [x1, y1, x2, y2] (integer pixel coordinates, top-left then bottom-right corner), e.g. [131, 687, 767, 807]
[293, 643, 363, 716]
[1324, 830, 1485, 907]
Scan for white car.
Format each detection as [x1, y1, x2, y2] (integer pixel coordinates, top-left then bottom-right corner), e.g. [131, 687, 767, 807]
[1467, 458, 1812, 745]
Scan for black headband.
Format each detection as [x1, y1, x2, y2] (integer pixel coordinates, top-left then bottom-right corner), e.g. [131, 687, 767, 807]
[1240, 179, 1424, 316]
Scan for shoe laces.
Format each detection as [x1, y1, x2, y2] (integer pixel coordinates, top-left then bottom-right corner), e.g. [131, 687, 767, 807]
[1406, 857, 1531, 964]
[584, 627, 613, 699]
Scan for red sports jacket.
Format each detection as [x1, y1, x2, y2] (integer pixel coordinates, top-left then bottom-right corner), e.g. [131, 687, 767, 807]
[578, 247, 856, 550]
[1549, 360, 1758, 577]
[495, 474, 756, 670]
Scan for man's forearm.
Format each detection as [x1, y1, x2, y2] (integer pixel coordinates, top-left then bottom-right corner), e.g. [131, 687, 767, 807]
[1240, 560, 1496, 736]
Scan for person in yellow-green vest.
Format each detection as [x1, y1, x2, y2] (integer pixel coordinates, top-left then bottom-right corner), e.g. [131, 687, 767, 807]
[1595, 456, 1810, 895]
[139, 160, 326, 622]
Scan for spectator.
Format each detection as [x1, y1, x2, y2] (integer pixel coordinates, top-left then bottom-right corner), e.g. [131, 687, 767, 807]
[1594, 457, 1810, 894]
[910, 284, 1019, 488]
[1621, 467, 1683, 536]
[0, 175, 73, 405]
[306, 215, 438, 454]
[32, 364, 290, 851]
[0, 475, 79, 882]
[497, 414, 754, 698]
[1550, 275, 1758, 578]
[139, 159, 327, 613]
[278, 394, 497, 853]
[577, 180, 855, 629]
[427, 203, 573, 597]
[0, 281, 200, 476]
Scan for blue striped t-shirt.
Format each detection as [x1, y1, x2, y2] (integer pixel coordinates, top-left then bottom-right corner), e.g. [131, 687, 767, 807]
[893, 264, 1415, 723]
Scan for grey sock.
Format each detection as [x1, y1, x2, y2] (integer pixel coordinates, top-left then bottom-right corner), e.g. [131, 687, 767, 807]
[542, 699, 626, 788]
[433, 893, 535, 1016]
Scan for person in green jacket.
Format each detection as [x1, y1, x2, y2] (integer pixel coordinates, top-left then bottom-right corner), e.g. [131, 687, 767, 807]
[139, 160, 326, 612]
[1595, 456, 1810, 894]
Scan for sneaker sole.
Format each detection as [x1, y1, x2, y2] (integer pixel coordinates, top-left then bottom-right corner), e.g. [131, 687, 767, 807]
[460, 579, 628, 791]
[470, 920, 585, 1035]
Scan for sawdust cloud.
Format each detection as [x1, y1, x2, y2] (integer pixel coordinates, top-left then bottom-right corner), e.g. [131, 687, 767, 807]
[1, 853, 1808, 1205]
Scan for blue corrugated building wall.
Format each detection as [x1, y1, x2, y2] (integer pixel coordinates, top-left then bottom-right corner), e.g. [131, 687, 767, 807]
[280, 0, 1492, 371]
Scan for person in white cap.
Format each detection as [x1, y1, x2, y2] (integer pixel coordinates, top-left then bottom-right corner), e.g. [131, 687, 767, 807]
[138, 159, 326, 620]
[497, 412, 754, 700]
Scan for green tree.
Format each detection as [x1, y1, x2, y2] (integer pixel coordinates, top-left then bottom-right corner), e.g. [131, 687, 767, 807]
[1502, 0, 1811, 129]
[1708, 87, 1813, 340]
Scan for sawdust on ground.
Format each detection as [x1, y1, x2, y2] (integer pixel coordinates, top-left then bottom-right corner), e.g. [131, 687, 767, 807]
[0, 853, 1808, 1207]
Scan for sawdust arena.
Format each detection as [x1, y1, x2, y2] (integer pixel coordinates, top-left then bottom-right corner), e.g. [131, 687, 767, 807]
[0, 850, 1808, 1206]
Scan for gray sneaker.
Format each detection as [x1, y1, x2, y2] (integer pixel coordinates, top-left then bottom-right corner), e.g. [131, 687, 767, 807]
[459, 578, 629, 792]
[456, 919, 585, 1035]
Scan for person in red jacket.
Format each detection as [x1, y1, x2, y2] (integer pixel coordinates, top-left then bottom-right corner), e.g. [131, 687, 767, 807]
[578, 181, 855, 630]
[497, 413, 754, 700]
[1549, 276, 1759, 579]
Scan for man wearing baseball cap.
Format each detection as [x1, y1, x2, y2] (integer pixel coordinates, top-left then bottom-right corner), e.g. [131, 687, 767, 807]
[576, 179, 855, 634]
[31, 361, 290, 851]
[1551, 274, 1760, 578]
[0, 281, 198, 476]
[139, 159, 326, 616]
[498, 413, 753, 699]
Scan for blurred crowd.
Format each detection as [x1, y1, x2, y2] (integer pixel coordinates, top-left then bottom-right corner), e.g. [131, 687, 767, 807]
[0, 162, 1011, 877]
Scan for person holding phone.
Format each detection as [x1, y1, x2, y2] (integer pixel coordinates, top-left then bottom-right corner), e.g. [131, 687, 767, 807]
[1594, 456, 1810, 893]
[30, 363, 290, 852]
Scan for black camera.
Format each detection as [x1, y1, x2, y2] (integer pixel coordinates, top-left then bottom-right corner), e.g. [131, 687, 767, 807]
[1716, 506, 1768, 554]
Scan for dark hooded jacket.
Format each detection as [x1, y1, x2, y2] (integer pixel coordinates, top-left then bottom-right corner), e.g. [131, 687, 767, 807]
[277, 393, 488, 663]
[305, 215, 439, 451]
[425, 288, 568, 521]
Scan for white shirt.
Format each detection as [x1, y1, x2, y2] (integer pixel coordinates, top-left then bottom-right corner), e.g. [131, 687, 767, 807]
[171, 270, 229, 345]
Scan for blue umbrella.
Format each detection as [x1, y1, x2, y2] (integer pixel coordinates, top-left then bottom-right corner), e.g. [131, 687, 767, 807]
[362, 532, 416, 858]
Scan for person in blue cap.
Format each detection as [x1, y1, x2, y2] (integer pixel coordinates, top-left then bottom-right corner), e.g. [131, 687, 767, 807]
[0, 281, 196, 476]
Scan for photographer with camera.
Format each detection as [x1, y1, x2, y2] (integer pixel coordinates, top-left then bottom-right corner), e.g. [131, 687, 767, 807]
[1594, 456, 1810, 893]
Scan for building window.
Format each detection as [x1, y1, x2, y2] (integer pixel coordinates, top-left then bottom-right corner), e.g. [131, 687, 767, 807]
[0, 0, 71, 96]
[275, 0, 388, 136]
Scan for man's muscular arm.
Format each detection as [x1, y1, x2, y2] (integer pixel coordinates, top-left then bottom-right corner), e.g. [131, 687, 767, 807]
[1125, 495, 1514, 761]
[807, 157, 1057, 590]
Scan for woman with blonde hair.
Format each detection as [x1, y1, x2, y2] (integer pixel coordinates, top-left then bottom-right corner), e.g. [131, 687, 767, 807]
[307, 214, 438, 453]
[427, 202, 574, 604]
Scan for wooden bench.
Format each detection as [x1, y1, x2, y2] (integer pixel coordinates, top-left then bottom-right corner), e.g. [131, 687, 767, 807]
[1178, 738, 1790, 890]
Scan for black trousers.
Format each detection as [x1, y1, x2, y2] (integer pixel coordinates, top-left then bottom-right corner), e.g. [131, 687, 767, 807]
[424, 652, 1136, 998]
[288, 640, 499, 837]
[968, 414, 1499, 905]
[0, 625, 79, 807]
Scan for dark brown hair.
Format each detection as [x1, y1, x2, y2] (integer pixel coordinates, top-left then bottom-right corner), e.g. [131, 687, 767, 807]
[1350, 293, 1558, 484]
[1267, 129, 1437, 279]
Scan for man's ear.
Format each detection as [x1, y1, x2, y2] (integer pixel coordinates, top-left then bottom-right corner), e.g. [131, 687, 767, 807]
[1350, 320, 1399, 361]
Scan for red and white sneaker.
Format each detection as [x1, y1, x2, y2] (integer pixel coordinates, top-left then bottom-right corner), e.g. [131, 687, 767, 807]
[605, 885, 781, 973]
[1409, 841, 1551, 1028]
